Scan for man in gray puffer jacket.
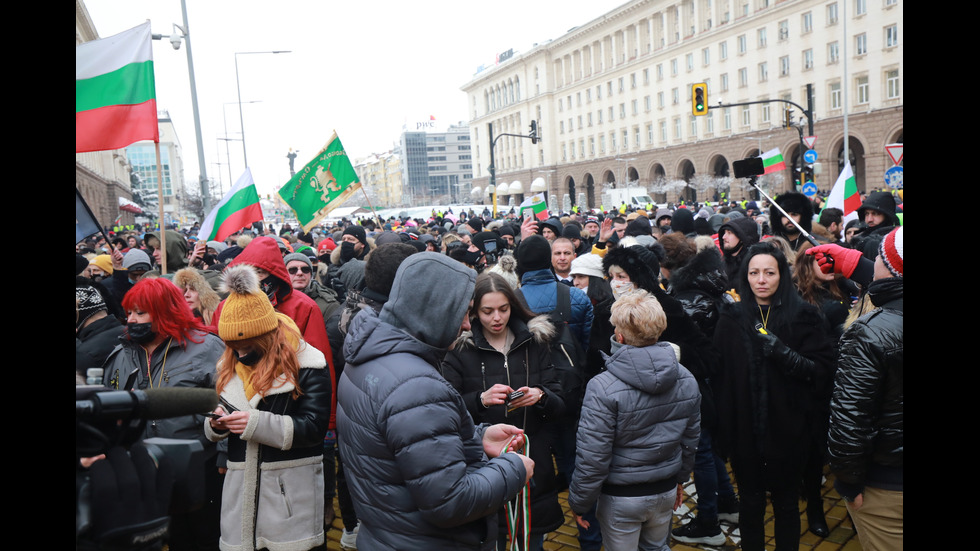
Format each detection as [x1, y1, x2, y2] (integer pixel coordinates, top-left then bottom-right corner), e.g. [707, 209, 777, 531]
[337, 252, 533, 550]
[569, 291, 701, 551]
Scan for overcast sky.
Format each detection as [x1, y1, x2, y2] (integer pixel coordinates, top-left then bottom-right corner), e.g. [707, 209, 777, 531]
[83, 0, 624, 197]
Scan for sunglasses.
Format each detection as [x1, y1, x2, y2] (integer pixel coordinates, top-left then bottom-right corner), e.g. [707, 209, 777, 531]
[287, 266, 312, 275]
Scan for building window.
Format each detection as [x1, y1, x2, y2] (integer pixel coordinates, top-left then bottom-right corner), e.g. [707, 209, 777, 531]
[643, 68, 650, 84]
[742, 106, 751, 126]
[598, 110, 603, 124]
[671, 59, 678, 75]
[802, 12, 813, 33]
[856, 33, 867, 55]
[855, 0, 866, 15]
[558, 100, 563, 113]
[778, 20, 789, 41]
[830, 81, 842, 109]
[706, 111, 714, 132]
[758, 27, 767, 48]
[588, 112, 593, 126]
[645, 95, 652, 111]
[721, 73, 729, 91]
[803, 49, 814, 70]
[827, 2, 838, 25]
[631, 73, 637, 88]
[672, 88, 679, 104]
[703, 47, 710, 66]
[609, 106, 615, 121]
[658, 91, 665, 108]
[619, 77, 625, 92]
[779, 56, 790, 76]
[561, 143, 567, 160]
[686, 53, 694, 71]
[761, 102, 770, 123]
[600, 135, 606, 154]
[690, 116, 698, 136]
[723, 108, 731, 130]
[560, 121, 565, 134]
[759, 62, 768, 82]
[620, 103, 627, 118]
[590, 137, 595, 156]
[885, 25, 898, 48]
[856, 76, 869, 104]
[739, 67, 748, 87]
[647, 123, 654, 144]
[597, 85, 602, 99]
[623, 129, 629, 149]
[674, 117, 682, 139]
[660, 120, 668, 142]
[634, 127, 641, 148]
[886, 69, 900, 99]
[578, 115, 583, 129]
[828, 41, 840, 64]
[586, 88, 592, 103]
[737, 34, 747, 54]
[632, 99, 638, 115]
[720, 41, 728, 60]
[608, 81, 613, 96]
[611, 132, 616, 150]
[577, 92, 582, 106]
[657, 64, 664, 80]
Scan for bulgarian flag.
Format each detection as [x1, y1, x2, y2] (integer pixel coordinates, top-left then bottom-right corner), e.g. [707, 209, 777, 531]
[761, 148, 786, 174]
[278, 132, 361, 232]
[519, 193, 548, 221]
[76, 21, 159, 153]
[823, 161, 860, 226]
[197, 168, 264, 243]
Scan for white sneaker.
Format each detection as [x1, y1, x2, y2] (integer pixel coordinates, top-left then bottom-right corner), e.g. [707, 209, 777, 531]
[340, 524, 359, 550]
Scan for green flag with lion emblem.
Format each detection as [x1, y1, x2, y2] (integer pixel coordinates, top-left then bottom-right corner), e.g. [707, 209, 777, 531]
[278, 131, 361, 232]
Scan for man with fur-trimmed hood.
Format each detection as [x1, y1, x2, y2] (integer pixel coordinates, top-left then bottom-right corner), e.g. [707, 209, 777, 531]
[770, 191, 814, 251]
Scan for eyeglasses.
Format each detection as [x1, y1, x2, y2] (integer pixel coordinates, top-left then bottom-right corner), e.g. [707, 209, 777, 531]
[287, 266, 312, 275]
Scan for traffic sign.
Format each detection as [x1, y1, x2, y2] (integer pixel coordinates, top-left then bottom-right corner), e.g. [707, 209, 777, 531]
[884, 166, 903, 189]
[803, 149, 818, 164]
[885, 143, 903, 165]
[802, 181, 818, 197]
[803, 136, 817, 149]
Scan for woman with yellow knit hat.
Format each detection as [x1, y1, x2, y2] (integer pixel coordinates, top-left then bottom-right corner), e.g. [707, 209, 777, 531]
[206, 264, 331, 551]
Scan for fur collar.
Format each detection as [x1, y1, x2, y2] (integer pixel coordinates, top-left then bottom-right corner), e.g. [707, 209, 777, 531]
[220, 340, 325, 410]
[452, 314, 555, 351]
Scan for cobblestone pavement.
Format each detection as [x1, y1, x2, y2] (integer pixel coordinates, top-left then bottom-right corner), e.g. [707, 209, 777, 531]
[324, 466, 864, 550]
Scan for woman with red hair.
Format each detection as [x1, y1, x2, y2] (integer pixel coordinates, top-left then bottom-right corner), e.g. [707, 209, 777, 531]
[206, 264, 331, 551]
[101, 276, 226, 550]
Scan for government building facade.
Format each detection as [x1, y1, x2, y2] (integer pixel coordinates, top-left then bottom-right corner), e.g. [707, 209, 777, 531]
[461, 0, 902, 208]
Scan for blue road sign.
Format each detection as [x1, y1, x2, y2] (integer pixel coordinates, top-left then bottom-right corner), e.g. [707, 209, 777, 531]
[802, 181, 818, 197]
[885, 166, 903, 189]
[804, 149, 818, 164]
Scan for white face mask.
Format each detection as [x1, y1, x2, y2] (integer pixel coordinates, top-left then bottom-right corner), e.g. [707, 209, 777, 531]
[610, 280, 635, 300]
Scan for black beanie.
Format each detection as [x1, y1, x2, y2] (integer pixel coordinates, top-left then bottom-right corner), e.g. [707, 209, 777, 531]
[342, 225, 368, 246]
[515, 235, 553, 276]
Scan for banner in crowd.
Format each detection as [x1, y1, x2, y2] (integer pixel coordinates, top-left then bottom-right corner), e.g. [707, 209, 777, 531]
[277, 132, 361, 232]
[761, 148, 786, 174]
[197, 168, 264, 243]
[76, 21, 158, 153]
[519, 193, 548, 221]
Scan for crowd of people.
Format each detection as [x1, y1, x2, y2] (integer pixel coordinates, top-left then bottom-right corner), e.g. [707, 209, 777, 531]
[76, 188, 903, 551]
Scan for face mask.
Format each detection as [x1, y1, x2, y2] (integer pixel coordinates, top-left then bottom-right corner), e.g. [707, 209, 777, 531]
[90, 274, 105, 283]
[260, 275, 278, 301]
[340, 241, 357, 262]
[127, 322, 156, 344]
[610, 280, 635, 301]
[235, 349, 263, 366]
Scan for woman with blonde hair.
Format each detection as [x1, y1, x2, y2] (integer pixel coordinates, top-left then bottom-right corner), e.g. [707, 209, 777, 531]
[173, 268, 221, 329]
[207, 264, 331, 551]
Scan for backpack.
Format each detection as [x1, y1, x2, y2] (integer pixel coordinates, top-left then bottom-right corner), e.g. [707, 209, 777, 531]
[518, 283, 588, 416]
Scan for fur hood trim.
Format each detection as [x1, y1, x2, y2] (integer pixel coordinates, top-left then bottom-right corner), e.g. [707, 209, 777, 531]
[330, 236, 377, 266]
[452, 314, 555, 350]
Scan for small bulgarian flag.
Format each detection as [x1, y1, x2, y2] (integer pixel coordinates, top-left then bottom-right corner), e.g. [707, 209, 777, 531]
[823, 161, 861, 226]
[197, 168, 264, 243]
[519, 193, 548, 221]
[761, 148, 787, 174]
[76, 21, 159, 153]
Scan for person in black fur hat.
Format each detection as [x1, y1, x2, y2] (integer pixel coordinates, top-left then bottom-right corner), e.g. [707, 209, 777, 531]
[770, 191, 814, 251]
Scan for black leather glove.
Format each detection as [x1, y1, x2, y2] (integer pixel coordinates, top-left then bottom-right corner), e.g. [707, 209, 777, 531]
[757, 330, 816, 383]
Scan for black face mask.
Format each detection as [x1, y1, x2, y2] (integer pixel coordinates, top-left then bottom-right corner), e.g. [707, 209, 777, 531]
[260, 276, 279, 302]
[127, 322, 156, 344]
[340, 241, 357, 262]
[235, 349, 263, 366]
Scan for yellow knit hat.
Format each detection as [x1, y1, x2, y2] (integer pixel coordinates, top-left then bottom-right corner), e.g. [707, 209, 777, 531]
[218, 264, 278, 341]
[91, 254, 114, 275]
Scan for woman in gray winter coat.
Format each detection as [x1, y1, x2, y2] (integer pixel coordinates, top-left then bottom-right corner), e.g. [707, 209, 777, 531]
[568, 291, 701, 551]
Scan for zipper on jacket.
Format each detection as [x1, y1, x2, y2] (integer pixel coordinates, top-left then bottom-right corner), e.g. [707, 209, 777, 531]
[279, 476, 293, 517]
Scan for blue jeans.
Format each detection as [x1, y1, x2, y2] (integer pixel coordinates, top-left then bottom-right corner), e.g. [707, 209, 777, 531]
[692, 429, 735, 522]
[596, 489, 675, 551]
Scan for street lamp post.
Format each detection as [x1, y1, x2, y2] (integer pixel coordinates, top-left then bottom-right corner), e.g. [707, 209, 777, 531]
[235, 50, 291, 169]
[615, 156, 636, 206]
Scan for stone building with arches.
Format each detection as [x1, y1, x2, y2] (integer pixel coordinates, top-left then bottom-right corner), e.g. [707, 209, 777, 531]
[462, 0, 902, 209]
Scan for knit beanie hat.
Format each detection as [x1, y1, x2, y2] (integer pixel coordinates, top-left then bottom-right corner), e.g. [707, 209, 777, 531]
[122, 248, 153, 272]
[879, 226, 903, 277]
[317, 238, 337, 255]
[342, 225, 368, 246]
[90, 254, 114, 275]
[76, 283, 107, 330]
[283, 252, 313, 271]
[515, 234, 553, 275]
[219, 264, 278, 341]
[569, 253, 604, 279]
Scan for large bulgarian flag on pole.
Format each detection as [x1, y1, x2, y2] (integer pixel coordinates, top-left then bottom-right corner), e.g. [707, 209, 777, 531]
[278, 131, 361, 232]
[518, 193, 548, 221]
[76, 21, 159, 153]
[197, 168, 264, 243]
[822, 161, 860, 226]
[761, 148, 787, 174]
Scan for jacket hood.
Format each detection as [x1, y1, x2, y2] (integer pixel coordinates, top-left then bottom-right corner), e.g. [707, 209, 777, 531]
[148, 230, 189, 271]
[668, 246, 729, 296]
[671, 208, 695, 235]
[344, 308, 447, 369]
[228, 236, 290, 288]
[603, 341, 680, 395]
[718, 217, 761, 254]
[453, 314, 555, 351]
[379, 252, 477, 350]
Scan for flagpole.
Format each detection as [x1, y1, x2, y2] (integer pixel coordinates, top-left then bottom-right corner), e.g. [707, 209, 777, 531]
[156, 141, 168, 274]
[359, 185, 384, 229]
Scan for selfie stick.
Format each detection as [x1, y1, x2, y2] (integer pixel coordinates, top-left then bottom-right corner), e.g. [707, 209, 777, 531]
[749, 176, 821, 247]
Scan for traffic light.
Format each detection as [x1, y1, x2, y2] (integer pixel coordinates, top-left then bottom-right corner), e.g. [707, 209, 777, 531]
[783, 107, 793, 128]
[692, 83, 708, 116]
[529, 120, 539, 144]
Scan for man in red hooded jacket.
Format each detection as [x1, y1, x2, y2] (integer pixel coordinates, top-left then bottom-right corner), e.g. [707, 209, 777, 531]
[212, 236, 337, 430]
